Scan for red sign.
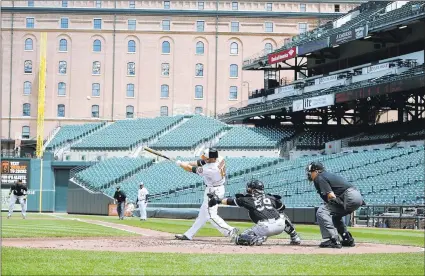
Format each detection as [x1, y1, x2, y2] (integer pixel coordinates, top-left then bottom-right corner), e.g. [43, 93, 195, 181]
[268, 47, 296, 64]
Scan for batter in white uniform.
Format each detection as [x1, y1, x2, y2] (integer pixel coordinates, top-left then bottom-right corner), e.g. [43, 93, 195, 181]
[137, 182, 149, 221]
[174, 148, 239, 241]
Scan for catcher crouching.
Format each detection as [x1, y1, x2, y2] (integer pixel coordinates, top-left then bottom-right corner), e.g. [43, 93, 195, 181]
[208, 180, 301, 246]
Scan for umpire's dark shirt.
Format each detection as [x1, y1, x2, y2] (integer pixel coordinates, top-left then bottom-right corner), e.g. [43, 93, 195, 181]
[313, 171, 352, 202]
[113, 191, 126, 203]
[10, 184, 27, 196]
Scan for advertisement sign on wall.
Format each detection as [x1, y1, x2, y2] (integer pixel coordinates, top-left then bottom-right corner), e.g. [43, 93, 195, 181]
[366, 63, 390, 74]
[268, 47, 297, 64]
[330, 25, 367, 46]
[314, 75, 338, 85]
[1, 160, 29, 187]
[297, 38, 329, 55]
[293, 94, 335, 111]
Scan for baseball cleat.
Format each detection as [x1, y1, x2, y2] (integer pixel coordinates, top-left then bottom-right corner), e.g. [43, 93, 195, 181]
[341, 232, 355, 247]
[290, 235, 301, 245]
[319, 238, 342, 249]
[175, 234, 191, 241]
[229, 228, 240, 243]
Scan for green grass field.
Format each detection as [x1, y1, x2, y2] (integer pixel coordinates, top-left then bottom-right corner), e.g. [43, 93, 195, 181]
[2, 213, 424, 275]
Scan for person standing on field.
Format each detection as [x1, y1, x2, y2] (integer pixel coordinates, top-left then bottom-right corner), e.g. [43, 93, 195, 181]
[113, 186, 127, 220]
[137, 182, 149, 221]
[7, 179, 28, 219]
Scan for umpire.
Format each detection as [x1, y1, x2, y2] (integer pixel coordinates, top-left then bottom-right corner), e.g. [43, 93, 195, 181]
[113, 186, 127, 220]
[306, 162, 364, 248]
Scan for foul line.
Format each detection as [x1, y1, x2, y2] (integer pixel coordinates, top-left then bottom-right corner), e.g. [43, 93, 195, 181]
[47, 214, 150, 236]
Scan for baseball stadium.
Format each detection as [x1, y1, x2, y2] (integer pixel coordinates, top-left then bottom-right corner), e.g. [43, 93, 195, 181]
[1, 0, 425, 275]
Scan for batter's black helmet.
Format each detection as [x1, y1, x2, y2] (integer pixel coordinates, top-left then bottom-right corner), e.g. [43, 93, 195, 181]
[306, 162, 325, 181]
[202, 148, 219, 159]
[246, 180, 264, 194]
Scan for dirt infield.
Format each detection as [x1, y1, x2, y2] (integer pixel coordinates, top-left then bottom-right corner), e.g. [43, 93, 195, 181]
[3, 220, 423, 255]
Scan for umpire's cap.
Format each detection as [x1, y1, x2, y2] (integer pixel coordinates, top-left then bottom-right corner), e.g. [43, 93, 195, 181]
[202, 148, 219, 159]
[246, 179, 264, 193]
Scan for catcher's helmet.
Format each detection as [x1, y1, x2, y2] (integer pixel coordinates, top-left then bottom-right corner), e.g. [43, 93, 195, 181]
[306, 162, 325, 181]
[246, 180, 264, 194]
[201, 148, 219, 159]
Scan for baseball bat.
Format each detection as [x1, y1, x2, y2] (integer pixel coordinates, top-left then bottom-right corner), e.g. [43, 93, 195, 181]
[144, 147, 173, 160]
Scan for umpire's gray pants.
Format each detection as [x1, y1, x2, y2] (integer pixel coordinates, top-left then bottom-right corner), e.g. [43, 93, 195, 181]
[245, 217, 286, 237]
[316, 188, 363, 239]
[117, 202, 125, 219]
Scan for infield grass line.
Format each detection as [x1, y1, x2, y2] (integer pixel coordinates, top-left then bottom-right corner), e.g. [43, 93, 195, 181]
[2, 247, 424, 275]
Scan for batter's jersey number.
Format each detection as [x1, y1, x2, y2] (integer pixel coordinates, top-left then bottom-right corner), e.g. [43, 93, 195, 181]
[254, 197, 273, 211]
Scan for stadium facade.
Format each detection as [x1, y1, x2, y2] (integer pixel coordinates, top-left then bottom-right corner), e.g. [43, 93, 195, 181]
[1, 0, 358, 141]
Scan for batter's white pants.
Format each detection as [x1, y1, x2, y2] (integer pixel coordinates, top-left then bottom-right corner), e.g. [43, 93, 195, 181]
[8, 195, 27, 217]
[138, 201, 147, 220]
[184, 186, 234, 240]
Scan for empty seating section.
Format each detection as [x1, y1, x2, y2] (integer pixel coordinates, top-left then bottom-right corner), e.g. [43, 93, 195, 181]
[217, 127, 295, 150]
[46, 123, 104, 149]
[103, 157, 282, 200]
[74, 157, 154, 191]
[72, 116, 183, 150]
[153, 146, 425, 206]
[369, 1, 424, 29]
[296, 131, 338, 150]
[152, 116, 227, 150]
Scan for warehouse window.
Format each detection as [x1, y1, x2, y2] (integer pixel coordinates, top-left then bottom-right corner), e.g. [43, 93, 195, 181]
[195, 85, 203, 99]
[93, 39, 101, 52]
[126, 105, 134, 118]
[160, 106, 168, 116]
[265, 22, 273, 32]
[232, 2, 238, 10]
[60, 18, 69, 29]
[128, 20, 136, 30]
[59, 39, 68, 51]
[162, 20, 170, 31]
[22, 126, 30, 139]
[231, 22, 239, 32]
[197, 21, 205, 32]
[127, 62, 135, 76]
[59, 61, 67, 74]
[58, 82, 66, 96]
[162, 41, 170, 53]
[196, 41, 204, 54]
[26, 18, 34, 28]
[265, 43, 273, 54]
[195, 63, 204, 77]
[126, 84, 135, 97]
[128, 40, 136, 53]
[230, 64, 238, 77]
[164, 1, 170, 9]
[25, 38, 33, 50]
[161, 85, 169, 98]
[23, 103, 31, 116]
[23, 81, 32, 95]
[195, 107, 203, 114]
[57, 104, 65, 117]
[94, 19, 102, 30]
[229, 86, 238, 100]
[230, 42, 238, 55]
[92, 83, 100, 97]
[91, 105, 99, 118]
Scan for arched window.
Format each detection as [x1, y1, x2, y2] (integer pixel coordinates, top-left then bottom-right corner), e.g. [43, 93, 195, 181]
[58, 61, 67, 74]
[91, 105, 99, 118]
[160, 106, 168, 116]
[195, 85, 203, 99]
[161, 84, 169, 98]
[196, 41, 204, 54]
[23, 81, 31, 95]
[25, 38, 33, 50]
[22, 126, 30, 139]
[230, 64, 238, 78]
[127, 62, 135, 76]
[126, 105, 134, 118]
[57, 104, 65, 117]
[229, 86, 238, 100]
[92, 83, 100, 96]
[58, 82, 66, 96]
[162, 41, 170, 54]
[128, 40, 136, 53]
[93, 39, 101, 52]
[59, 39, 68, 51]
[22, 103, 31, 116]
[195, 63, 204, 77]
[195, 107, 203, 114]
[126, 84, 135, 97]
[265, 43, 273, 54]
[24, 60, 32, 73]
[92, 61, 101, 75]
[230, 42, 238, 54]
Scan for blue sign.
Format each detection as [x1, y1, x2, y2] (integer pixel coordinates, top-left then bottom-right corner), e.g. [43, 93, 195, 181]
[297, 38, 329, 55]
